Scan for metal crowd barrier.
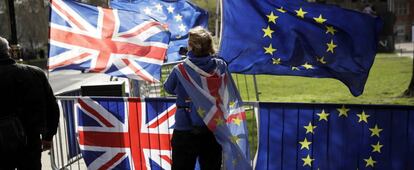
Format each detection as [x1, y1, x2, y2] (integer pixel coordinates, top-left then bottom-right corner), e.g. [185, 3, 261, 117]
[49, 96, 260, 170]
[51, 97, 87, 170]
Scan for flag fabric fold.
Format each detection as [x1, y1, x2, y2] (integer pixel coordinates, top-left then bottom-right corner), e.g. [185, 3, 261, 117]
[110, 0, 209, 62]
[49, 0, 170, 82]
[219, 0, 382, 96]
[171, 58, 251, 170]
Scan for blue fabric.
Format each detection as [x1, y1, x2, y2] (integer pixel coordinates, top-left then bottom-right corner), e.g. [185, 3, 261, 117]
[219, 0, 382, 96]
[256, 103, 414, 170]
[188, 52, 217, 73]
[163, 53, 218, 130]
[110, 0, 209, 62]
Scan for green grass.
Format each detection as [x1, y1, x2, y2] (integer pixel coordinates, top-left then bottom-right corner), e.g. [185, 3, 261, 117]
[234, 53, 414, 105]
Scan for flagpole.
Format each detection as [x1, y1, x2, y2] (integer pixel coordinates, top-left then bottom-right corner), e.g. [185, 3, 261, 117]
[218, 0, 223, 48]
[215, 0, 220, 40]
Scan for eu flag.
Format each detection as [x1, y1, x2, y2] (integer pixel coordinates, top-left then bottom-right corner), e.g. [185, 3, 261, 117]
[110, 0, 209, 62]
[256, 103, 414, 169]
[219, 0, 382, 96]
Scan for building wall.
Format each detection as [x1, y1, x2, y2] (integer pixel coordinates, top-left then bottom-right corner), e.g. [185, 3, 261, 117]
[393, 0, 413, 42]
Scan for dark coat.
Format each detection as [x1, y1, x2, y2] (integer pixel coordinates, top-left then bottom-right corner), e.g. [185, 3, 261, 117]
[0, 57, 59, 141]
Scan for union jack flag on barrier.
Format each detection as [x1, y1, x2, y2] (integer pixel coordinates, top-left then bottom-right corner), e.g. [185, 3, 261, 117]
[49, 0, 170, 82]
[75, 97, 176, 169]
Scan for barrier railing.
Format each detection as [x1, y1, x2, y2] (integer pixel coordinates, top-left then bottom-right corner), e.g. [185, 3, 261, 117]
[50, 97, 414, 169]
[50, 97, 259, 170]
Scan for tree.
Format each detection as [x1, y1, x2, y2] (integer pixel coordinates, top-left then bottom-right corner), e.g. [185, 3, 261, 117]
[402, 54, 414, 97]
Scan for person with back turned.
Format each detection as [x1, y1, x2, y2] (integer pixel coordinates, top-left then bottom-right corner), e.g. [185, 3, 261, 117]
[164, 27, 224, 169]
[0, 36, 60, 170]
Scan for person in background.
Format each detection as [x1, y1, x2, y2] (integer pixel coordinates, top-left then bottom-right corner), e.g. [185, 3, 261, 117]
[164, 27, 223, 169]
[363, 4, 376, 16]
[0, 36, 60, 170]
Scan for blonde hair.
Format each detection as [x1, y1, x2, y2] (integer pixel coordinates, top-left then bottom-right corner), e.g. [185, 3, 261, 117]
[188, 26, 216, 57]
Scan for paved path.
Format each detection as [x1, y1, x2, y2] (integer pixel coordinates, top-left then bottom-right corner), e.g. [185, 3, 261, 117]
[395, 42, 414, 58]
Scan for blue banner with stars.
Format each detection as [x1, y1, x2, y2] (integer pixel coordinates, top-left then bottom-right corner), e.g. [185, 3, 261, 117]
[219, 0, 382, 96]
[110, 0, 208, 62]
[256, 102, 414, 170]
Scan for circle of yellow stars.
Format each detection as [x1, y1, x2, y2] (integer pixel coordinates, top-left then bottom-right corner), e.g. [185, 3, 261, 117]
[298, 105, 384, 168]
[262, 6, 339, 71]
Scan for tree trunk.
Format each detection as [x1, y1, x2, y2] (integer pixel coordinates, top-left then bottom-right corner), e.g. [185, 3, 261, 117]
[402, 46, 414, 97]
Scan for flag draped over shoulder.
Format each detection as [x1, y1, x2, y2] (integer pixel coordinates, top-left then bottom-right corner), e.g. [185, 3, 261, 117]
[219, 0, 382, 96]
[172, 59, 251, 170]
[110, 0, 209, 62]
[49, 0, 170, 83]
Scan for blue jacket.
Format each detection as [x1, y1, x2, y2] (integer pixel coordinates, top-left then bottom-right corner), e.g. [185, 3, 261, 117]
[163, 52, 218, 130]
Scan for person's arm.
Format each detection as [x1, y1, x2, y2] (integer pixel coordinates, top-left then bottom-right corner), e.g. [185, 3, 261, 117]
[28, 66, 60, 151]
[42, 77, 60, 142]
[163, 68, 178, 95]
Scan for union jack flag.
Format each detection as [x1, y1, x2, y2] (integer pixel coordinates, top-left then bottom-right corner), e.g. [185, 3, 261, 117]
[170, 59, 252, 169]
[75, 97, 176, 169]
[49, 0, 170, 82]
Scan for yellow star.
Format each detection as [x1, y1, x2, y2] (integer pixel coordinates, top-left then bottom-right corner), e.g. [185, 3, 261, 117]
[371, 141, 383, 153]
[302, 154, 314, 167]
[215, 117, 225, 127]
[229, 101, 236, 108]
[232, 159, 238, 165]
[230, 135, 240, 144]
[197, 107, 205, 117]
[272, 58, 281, 65]
[326, 40, 337, 53]
[337, 105, 349, 117]
[369, 124, 383, 137]
[291, 66, 299, 71]
[264, 44, 277, 55]
[316, 56, 327, 64]
[295, 8, 307, 18]
[302, 62, 314, 70]
[233, 117, 242, 126]
[299, 137, 312, 150]
[317, 109, 330, 121]
[262, 26, 274, 38]
[267, 12, 278, 24]
[326, 26, 337, 35]
[313, 14, 327, 24]
[304, 122, 317, 134]
[357, 110, 370, 123]
[276, 7, 286, 13]
[364, 156, 376, 167]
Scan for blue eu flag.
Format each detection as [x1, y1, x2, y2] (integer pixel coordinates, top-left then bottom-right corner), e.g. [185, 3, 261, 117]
[256, 103, 414, 169]
[111, 0, 209, 62]
[219, 0, 382, 96]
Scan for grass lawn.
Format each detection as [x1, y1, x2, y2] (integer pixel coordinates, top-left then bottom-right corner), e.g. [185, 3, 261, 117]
[234, 53, 414, 105]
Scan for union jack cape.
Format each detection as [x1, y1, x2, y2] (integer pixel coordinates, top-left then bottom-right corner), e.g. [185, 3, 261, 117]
[48, 0, 170, 82]
[173, 58, 252, 170]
